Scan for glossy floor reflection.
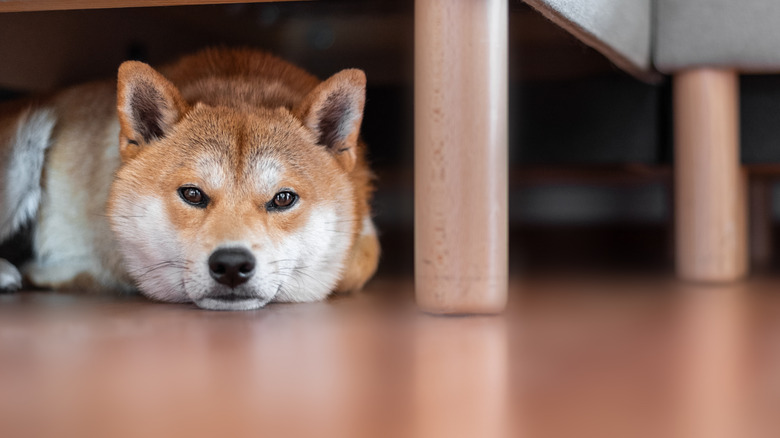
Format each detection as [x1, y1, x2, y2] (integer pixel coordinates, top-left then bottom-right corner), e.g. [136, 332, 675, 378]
[0, 276, 778, 437]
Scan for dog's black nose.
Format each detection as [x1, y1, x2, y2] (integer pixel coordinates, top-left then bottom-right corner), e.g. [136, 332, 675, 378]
[208, 248, 256, 288]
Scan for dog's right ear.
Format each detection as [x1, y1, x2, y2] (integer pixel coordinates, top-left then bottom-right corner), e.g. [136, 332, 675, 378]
[116, 61, 189, 161]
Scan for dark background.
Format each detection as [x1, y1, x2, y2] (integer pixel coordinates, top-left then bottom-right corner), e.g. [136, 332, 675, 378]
[3, 0, 780, 275]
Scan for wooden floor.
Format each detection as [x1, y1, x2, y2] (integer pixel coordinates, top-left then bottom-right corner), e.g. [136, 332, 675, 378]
[2, 275, 780, 438]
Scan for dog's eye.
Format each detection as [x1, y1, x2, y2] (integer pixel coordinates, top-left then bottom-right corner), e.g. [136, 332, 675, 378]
[268, 191, 298, 211]
[178, 186, 209, 208]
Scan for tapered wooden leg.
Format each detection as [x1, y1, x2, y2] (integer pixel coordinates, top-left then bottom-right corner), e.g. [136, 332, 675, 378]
[750, 178, 774, 269]
[414, 0, 508, 313]
[677, 285, 749, 438]
[674, 69, 747, 282]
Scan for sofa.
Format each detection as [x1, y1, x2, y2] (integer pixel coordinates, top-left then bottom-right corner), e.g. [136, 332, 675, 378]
[521, 0, 780, 284]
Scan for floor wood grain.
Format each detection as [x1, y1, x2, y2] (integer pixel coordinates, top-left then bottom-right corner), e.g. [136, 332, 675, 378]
[1, 275, 779, 437]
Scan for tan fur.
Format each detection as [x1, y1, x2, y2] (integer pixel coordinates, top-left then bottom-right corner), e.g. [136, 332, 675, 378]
[338, 231, 380, 292]
[0, 48, 380, 308]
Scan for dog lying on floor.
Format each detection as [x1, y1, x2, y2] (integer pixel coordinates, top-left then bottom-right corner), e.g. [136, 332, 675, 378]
[0, 48, 380, 310]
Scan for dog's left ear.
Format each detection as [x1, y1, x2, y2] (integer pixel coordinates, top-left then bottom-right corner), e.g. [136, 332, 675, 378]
[116, 61, 189, 162]
[295, 69, 366, 172]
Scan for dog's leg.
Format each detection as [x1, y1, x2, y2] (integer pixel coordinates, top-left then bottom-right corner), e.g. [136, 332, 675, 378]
[0, 259, 22, 291]
[0, 105, 56, 291]
[336, 215, 380, 293]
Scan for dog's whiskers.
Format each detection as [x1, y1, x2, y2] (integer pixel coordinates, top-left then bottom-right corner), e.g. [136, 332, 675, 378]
[131, 260, 190, 280]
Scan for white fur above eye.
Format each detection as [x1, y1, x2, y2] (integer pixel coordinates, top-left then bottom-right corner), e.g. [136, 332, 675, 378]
[251, 156, 284, 195]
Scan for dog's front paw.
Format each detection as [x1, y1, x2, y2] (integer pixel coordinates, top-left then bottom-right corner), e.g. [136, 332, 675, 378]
[0, 259, 22, 292]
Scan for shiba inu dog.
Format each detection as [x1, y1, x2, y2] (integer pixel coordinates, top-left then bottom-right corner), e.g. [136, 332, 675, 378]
[0, 48, 380, 310]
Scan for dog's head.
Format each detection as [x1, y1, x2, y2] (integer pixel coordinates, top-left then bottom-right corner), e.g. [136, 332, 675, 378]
[107, 61, 367, 310]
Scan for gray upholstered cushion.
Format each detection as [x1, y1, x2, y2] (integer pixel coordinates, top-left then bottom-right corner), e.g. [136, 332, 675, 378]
[656, 0, 780, 72]
[524, 0, 655, 81]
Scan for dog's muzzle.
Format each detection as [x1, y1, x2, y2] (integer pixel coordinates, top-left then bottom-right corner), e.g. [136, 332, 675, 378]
[194, 247, 268, 311]
[208, 247, 256, 287]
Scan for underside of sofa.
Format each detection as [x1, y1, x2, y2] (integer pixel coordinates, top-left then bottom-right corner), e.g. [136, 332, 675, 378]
[526, 0, 780, 78]
[524, 0, 656, 81]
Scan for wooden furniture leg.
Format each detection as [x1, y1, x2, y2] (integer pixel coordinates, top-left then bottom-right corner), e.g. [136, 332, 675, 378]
[674, 69, 747, 282]
[749, 178, 774, 269]
[414, 0, 508, 313]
